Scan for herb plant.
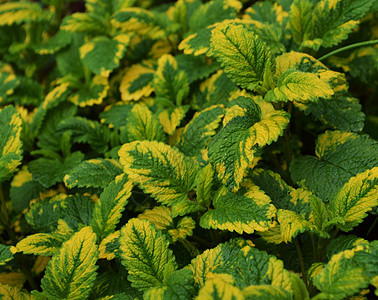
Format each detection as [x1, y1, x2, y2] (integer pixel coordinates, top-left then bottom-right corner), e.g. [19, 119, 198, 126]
[0, 0, 377, 299]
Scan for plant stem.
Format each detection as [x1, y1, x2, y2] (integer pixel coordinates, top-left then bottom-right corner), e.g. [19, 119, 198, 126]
[318, 39, 378, 61]
[309, 233, 318, 261]
[294, 237, 309, 291]
[367, 217, 377, 237]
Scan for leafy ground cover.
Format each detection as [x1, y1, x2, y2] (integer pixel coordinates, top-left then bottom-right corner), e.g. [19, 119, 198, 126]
[0, 0, 377, 299]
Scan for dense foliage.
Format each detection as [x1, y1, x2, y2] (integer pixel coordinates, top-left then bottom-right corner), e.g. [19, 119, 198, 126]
[0, 0, 377, 299]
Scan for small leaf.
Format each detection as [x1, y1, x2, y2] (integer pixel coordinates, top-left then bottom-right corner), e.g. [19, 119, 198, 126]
[210, 23, 274, 92]
[91, 173, 133, 240]
[41, 227, 99, 300]
[329, 167, 378, 232]
[158, 106, 189, 135]
[0, 1, 52, 26]
[290, 130, 378, 202]
[119, 61, 155, 101]
[118, 141, 199, 208]
[119, 218, 177, 291]
[0, 71, 19, 104]
[265, 69, 334, 103]
[196, 164, 215, 208]
[196, 278, 244, 300]
[313, 247, 370, 300]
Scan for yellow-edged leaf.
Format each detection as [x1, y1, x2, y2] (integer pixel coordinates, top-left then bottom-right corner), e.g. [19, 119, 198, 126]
[41, 227, 99, 300]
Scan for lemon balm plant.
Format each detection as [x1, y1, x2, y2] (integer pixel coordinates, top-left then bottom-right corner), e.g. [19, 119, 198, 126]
[0, 0, 377, 299]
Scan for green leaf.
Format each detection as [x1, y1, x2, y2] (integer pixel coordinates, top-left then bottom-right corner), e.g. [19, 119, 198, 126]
[99, 102, 133, 129]
[188, 0, 242, 33]
[67, 75, 109, 108]
[208, 97, 290, 191]
[80, 34, 132, 76]
[0, 244, 16, 266]
[41, 227, 99, 300]
[34, 30, 72, 55]
[138, 206, 195, 242]
[144, 269, 196, 300]
[290, 130, 378, 202]
[193, 70, 238, 109]
[153, 54, 189, 107]
[200, 185, 276, 234]
[119, 218, 177, 291]
[30, 83, 71, 136]
[298, 95, 365, 132]
[0, 1, 52, 26]
[124, 103, 165, 142]
[0, 71, 19, 104]
[91, 173, 133, 240]
[313, 247, 370, 300]
[16, 233, 69, 257]
[289, 0, 314, 45]
[64, 158, 123, 189]
[214, 247, 292, 291]
[0, 106, 22, 182]
[265, 69, 334, 103]
[326, 235, 369, 259]
[210, 23, 274, 93]
[329, 167, 378, 232]
[119, 61, 155, 102]
[26, 194, 67, 233]
[176, 54, 219, 83]
[57, 117, 110, 153]
[177, 105, 224, 159]
[29, 151, 84, 188]
[305, 0, 376, 50]
[118, 140, 199, 209]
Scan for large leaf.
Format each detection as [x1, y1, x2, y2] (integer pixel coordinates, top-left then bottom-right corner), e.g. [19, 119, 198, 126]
[208, 96, 289, 191]
[305, 0, 375, 50]
[0, 106, 22, 182]
[313, 247, 370, 300]
[200, 185, 276, 234]
[290, 130, 378, 202]
[210, 23, 275, 93]
[118, 141, 200, 210]
[329, 167, 378, 232]
[119, 218, 177, 291]
[91, 173, 133, 240]
[41, 227, 98, 300]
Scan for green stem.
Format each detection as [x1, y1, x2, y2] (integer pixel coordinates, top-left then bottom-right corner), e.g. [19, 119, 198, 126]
[294, 237, 309, 291]
[282, 102, 294, 185]
[318, 39, 378, 61]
